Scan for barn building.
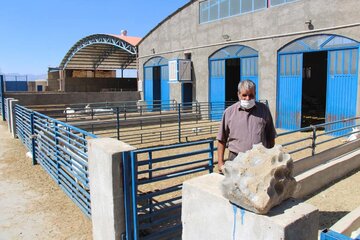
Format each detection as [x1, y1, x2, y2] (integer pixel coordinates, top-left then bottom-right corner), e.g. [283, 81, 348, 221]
[137, 0, 360, 130]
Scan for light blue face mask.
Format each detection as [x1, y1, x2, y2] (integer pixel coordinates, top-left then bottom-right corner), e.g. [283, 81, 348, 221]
[240, 99, 255, 109]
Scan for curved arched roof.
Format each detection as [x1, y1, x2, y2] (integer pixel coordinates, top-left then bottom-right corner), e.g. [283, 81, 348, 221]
[60, 34, 141, 70]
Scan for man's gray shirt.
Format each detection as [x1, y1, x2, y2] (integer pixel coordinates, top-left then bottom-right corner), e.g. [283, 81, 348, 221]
[216, 101, 277, 154]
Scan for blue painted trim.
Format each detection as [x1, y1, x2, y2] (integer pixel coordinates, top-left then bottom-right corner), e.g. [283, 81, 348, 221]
[209, 44, 258, 60]
[320, 35, 336, 49]
[320, 229, 353, 240]
[279, 34, 360, 54]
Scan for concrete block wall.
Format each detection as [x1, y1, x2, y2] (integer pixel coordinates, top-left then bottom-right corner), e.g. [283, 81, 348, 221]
[4, 91, 141, 106]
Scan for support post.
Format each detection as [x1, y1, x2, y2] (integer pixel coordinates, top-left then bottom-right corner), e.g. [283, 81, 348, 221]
[116, 107, 120, 140]
[88, 138, 136, 240]
[6, 98, 14, 127]
[311, 125, 317, 156]
[0, 75, 5, 121]
[178, 103, 181, 143]
[9, 99, 19, 138]
[30, 113, 37, 165]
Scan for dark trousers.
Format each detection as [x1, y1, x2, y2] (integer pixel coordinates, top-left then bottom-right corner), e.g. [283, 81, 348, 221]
[228, 151, 238, 161]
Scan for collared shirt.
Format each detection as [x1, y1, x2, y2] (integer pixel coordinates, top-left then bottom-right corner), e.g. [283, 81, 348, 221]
[216, 101, 277, 154]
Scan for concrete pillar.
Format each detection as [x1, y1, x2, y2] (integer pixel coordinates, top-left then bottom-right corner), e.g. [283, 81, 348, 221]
[88, 138, 136, 240]
[9, 99, 19, 138]
[5, 98, 14, 131]
[182, 173, 319, 240]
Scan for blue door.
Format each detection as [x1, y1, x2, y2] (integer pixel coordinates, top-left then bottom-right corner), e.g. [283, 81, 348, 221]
[161, 66, 170, 110]
[37, 85, 43, 92]
[326, 49, 359, 135]
[241, 56, 259, 98]
[144, 67, 153, 109]
[277, 53, 303, 130]
[209, 59, 225, 120]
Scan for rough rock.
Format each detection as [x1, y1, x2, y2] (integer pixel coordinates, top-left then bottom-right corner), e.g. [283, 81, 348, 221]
[221, 144, 297, 214]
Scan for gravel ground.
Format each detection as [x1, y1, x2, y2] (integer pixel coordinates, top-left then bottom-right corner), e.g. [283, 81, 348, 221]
[0, 121, 92, 240]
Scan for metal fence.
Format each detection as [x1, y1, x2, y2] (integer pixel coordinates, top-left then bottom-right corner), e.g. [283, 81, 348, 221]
[15, 104, 97, 217]
[4, 98, 8, 121]
[3, 74, 29, 92]
[276, 116, 360, 160]
[122, 139, 214, 240]
[32, 100, 268, 147]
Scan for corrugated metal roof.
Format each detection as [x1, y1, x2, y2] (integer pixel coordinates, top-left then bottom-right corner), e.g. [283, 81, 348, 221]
[60, 34, 141, 70]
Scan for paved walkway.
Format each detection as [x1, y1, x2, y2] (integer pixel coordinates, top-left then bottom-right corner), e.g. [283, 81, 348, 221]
[0, 121, 92, 240]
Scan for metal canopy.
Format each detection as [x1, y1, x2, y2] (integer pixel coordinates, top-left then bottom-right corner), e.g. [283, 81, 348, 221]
[59, 34, 138, 70]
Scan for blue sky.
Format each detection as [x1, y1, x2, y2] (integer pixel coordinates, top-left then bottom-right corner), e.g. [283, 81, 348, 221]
[0, 0, 189, 75]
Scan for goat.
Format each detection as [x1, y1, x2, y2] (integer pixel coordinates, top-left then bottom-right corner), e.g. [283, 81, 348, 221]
[36, 128, 89, 191]
[346, 127, 360, 142]
[63, 107, 77, 118]
[191, 127, 203, 133]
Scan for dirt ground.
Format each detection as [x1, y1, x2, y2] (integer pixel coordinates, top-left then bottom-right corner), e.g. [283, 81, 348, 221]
[0, 121, 92, 240]
[0, 118, 359, 239]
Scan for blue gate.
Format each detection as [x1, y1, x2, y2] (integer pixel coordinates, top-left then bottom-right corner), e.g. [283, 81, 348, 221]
[209, 45, 259, 120]
[122, 140, 214, 240]
[277, 53, 303, 129]
[326, 48, 359, 135]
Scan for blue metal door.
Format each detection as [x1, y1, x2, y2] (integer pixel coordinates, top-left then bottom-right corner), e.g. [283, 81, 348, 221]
[326, 48, 359, 135]
[161, 65, 170, 110]
[37, 85, 43, 92]
[209, 59, 225, 120]
[144, 67, 153, 105]
[241, 56, 259, 98]
[277, 53, 303, 129]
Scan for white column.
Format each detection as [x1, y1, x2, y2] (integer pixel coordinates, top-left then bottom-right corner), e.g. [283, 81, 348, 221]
[88, 138, 136, 240]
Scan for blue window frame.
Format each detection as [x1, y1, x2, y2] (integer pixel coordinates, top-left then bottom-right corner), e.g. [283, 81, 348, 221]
[199, 0, 267, 23]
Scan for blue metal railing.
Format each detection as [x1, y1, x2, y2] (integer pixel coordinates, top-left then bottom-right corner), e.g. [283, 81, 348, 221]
[15, 104, 97, 217]
[320, 229, 357, 240]
[122, 139, 214, 240]
[0, 75, 4, 121]
[277, 116, 360, 158]
[64, 100, 268, 146]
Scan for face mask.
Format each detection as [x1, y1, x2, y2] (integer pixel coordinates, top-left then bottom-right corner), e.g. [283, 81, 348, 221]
[240, 99, 255, 109]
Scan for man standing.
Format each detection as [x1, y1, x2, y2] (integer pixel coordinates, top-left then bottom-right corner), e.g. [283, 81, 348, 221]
[216, 80, 276, 173]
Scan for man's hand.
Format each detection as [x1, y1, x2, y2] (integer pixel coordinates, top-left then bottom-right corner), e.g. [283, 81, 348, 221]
[217, 141, 226, 174]
[218, 162, 225, 174]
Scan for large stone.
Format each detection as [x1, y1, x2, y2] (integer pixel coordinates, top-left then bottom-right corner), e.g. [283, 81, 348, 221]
[222, 144, 297, 214]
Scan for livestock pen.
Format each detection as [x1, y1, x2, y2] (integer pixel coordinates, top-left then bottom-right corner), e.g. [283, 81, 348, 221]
[2, 96, 360, 239]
